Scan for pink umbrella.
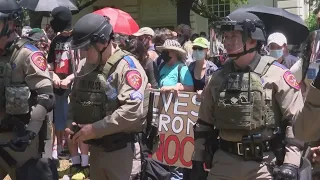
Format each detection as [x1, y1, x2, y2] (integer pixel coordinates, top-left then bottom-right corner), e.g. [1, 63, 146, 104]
[93, 7, 139, 35]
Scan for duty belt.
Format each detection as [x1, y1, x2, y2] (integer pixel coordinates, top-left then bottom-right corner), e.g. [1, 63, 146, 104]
[220, 134, 273, 161]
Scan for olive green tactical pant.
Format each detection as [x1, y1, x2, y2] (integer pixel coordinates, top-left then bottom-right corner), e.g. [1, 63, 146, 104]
[207, 149, 275, 180]
[90, 142, 135, 180]
[0, 132, 40, 180]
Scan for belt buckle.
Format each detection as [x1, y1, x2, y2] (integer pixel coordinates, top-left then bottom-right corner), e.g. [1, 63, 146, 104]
[237, 142, 243, 156]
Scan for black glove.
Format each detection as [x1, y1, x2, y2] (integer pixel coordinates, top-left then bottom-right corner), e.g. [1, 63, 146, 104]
[190, 161, 207, 180]
[275, 163, 299, 180]
[9, 131, 36, 152]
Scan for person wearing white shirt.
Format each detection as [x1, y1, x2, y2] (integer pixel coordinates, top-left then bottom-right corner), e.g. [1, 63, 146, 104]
[267, 32, 298, 68]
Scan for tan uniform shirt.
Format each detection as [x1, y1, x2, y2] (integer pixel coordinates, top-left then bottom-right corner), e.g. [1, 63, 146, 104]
[199, 53, 304, 166]
[92, 51, 148, 138]
[6, 42, 52, 133]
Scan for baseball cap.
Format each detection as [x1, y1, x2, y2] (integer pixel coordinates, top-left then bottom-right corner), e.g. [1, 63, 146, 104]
[132, 27, 154, 37]
[267, 32, 287, 46]
[192, 37, 209, 48]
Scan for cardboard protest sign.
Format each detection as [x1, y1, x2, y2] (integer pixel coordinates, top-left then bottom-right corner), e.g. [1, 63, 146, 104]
[151, 91, 200, 168]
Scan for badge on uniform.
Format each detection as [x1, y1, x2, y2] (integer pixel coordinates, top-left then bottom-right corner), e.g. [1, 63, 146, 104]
[283, 71, 300, 90]
[126, 70, 142, 90]
[31, 52, 47, 71]
[130, 91, 143, 101]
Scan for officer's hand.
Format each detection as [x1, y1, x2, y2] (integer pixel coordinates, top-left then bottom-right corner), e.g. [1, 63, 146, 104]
[9, 131, 35, 152]
[190, 161, 207, 180]
[72, 124, 97, 143]
[60, 78, 71, 89]
[275, 163, 299, 180]
[52, 75, 61, 88]
[311, 146, 320, 162]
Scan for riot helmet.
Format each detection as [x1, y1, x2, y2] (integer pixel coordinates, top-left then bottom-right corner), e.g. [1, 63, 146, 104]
[0, 0, 23, 37]
[212, 10, 267, 59]
[71, 13, 113, 77]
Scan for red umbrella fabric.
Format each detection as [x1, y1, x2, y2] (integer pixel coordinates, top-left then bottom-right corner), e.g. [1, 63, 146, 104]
[93, 7, 139, 35]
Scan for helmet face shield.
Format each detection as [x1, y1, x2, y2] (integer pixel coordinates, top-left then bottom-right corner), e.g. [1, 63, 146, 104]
[70, 45, 99, 78]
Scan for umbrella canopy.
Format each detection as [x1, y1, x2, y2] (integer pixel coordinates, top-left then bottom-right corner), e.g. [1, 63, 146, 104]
[235, 5, 309, 45]
[93, 7, 139, 35]
[19, 0, 78, 12]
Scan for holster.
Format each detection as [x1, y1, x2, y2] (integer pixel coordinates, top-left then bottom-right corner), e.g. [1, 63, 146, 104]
[204, 129, 219, 169]
[270, 127, 286, 166]
[38, 115, 50, 153]
[85, 133, 136, 152]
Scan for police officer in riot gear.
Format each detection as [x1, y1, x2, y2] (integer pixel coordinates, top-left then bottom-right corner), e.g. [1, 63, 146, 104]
[191, 10, 318, 180]
[66, 13, 148, 180]
[0, 0, 54, 179]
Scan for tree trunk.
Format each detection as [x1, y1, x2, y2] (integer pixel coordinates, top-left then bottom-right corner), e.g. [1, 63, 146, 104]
[28, 10, 44, 28]
[176, 0, 194, 26]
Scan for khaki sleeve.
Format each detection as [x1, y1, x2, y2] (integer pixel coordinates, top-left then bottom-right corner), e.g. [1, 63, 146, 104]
[198, 76, 215, 125]
[24, 51, 52, 90]
[24, 51, 54, 133]
[92, 60, 148, 138]
[274, 69, 305, 167]
[294, 84, 320, 142]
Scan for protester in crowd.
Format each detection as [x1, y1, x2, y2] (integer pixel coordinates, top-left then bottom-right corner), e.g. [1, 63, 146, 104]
[47, 6, 89, 179]
[267, 32, 298, 68]
[190, 33, 200, 41]
[156, 39, 193, 179]
[114, 33, 129, 49]
[200, 31, 207, 39]
[189, 37, 218, 93]
[153, 28, 175, 49]
[126, 38, 159, 88]
[133, 27, 159, 61]
[177, 24, 193, 56]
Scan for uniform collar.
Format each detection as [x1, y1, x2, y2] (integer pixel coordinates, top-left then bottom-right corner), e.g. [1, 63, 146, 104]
[231, 52, 261, 72]
[248, 52, 261, 71]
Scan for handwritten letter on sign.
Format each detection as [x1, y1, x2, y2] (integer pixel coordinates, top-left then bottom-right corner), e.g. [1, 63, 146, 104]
[152, 91, 200, 168]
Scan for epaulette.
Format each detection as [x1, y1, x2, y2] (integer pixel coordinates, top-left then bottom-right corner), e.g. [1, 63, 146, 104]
[24, 44, 40, 52]
[272, 61, 288, 70]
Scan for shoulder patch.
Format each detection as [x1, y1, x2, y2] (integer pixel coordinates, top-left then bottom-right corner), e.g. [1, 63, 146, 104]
[31, 52, 47, 71]
[273, 61, 288, 70]
[123, 56, 136, 69]
[24, 44, 40, 52]
[126, 70, 142, 90]
[283, 71, 300, 90]
[130, 91, 143, 101]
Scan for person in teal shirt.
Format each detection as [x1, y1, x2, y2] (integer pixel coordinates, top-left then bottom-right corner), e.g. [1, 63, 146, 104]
[157, 39, 194, 92]
[156, 39, 194, 180]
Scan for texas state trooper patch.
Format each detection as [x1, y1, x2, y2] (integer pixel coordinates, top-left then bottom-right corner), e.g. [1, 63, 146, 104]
[126, 70, 142, 90]
[31, 52, 47, 71]
[283, 71, 300, 90]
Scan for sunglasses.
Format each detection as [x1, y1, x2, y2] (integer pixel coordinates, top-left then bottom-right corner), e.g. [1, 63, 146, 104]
[192, 46, 204, 51]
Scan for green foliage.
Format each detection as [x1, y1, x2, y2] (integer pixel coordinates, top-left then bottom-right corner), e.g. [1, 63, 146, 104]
[306, 13, 318, 31]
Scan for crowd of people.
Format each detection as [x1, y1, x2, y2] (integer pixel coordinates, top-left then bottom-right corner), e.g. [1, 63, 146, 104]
[2, 0, 320, 179]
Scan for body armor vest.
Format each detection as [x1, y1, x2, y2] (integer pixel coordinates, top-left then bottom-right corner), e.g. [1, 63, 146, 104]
[4, 39, 32, 115]
[214, 56, 276, 131]
[71, 50, 131, 124]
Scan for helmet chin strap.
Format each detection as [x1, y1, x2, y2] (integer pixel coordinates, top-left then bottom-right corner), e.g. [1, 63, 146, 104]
[228, 44, 256, 60]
